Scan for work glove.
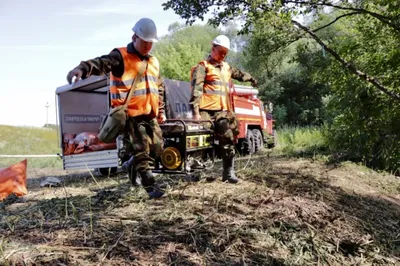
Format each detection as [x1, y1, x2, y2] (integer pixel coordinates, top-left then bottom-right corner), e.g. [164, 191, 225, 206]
[250, 78, 258, 88]
[193, 112, 201, 121]
[157, 113, 166, 124]
[67, 68, 83, 84]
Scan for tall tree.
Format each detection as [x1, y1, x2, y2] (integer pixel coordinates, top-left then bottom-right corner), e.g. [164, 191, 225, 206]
[162, 0, 400, 173]
[153, 23, 221, 81]
[153, 22, 250, 82]
[162, 0, 400, 102]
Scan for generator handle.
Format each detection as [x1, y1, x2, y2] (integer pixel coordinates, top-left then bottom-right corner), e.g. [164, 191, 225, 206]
[164, 119, 214, 129]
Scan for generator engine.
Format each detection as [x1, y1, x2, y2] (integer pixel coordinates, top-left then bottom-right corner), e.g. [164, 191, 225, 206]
[154, 119, 215, 175]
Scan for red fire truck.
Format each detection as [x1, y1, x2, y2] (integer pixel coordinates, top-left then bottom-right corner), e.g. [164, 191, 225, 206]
[230, 84, 275, 154]
[55, 77, 275, 175]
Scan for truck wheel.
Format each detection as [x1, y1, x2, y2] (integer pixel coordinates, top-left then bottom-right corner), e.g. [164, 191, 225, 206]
[241, 129, 255, 155]
[252, 129, 264, 153]
[99, 167, 118, 176]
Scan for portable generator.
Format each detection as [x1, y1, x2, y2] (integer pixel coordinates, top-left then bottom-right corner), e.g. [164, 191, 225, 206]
[153, 119, 215, 175]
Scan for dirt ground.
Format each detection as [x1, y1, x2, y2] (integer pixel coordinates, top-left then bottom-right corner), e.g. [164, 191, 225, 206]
[0, 154, 399, 266]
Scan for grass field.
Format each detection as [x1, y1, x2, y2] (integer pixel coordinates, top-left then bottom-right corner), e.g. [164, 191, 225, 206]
[274, 126, 327, 157]
[0, 125, 327, 169]
[0, 125, 399, 265]
[0, 125, 62, 168]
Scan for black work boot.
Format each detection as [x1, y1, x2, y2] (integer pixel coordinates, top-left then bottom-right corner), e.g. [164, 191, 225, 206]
[122, 157, 141, 186]
[121, 156, 133, 173]
[222, 156, 239, 183]
[140, 170, 165, 199]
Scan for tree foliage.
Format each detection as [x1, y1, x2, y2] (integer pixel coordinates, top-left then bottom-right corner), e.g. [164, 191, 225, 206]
[162, 0, 400, 101]
[153, 24, 220, 81]
[153, 22, 248, 82]
[312, 6, 400, 173]
[162, 0, 400, 174]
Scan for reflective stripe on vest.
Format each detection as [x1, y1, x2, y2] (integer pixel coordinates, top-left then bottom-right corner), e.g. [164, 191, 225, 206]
[197, 60, 231, 111]
[110, 88, 159, 99]
[204, 80, 230, 86]
[109, 76, 158, 87]
[109, 47, 160, 117]
[203, 88, 226, 95]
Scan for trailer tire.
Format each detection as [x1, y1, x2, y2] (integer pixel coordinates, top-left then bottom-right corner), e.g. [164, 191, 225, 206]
[98, 167, 118, 176]
[240, 129, 255, 155]
[252, 129, 264, 153]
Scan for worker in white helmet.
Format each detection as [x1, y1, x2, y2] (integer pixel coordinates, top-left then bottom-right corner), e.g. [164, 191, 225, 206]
[66, 18, 166, 199]
[190, 34, 258, 184]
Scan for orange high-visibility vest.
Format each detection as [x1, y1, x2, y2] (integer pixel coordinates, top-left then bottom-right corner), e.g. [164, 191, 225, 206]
[192, 60, 232, 111]
[110, 47, 160, 117]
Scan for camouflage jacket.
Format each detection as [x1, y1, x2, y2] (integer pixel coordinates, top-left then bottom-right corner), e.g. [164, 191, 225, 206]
[74, 42, 165, 115]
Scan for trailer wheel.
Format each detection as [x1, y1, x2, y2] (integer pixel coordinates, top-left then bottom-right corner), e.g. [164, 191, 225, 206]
[98, 167, 118, 176]
[241, 129, 255, 155]
[252, 129, 264, 153]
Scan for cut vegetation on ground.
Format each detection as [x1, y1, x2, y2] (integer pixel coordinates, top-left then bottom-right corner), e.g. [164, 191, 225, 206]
[1, 154, 399, 266]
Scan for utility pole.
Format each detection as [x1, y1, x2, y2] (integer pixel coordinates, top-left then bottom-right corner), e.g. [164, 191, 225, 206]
[45, 102, 50, 127]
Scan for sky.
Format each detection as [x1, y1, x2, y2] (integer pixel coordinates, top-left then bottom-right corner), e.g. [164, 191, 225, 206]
[0, 0, 186, 127]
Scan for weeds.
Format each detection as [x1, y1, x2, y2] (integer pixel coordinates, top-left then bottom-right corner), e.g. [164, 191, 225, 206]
[0, 125, 399, 265]
[275, 126, 327, 157]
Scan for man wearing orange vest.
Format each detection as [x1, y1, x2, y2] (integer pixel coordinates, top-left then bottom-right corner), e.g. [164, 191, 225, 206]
[190, 35, 258, 183]
[66, 18, 165, 198]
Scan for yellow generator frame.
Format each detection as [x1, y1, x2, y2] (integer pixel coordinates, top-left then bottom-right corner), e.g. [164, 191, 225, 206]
[153, 119, 215, 175]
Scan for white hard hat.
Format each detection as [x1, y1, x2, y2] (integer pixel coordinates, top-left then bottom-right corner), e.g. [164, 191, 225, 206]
[132, 18, 158, 43]
[212, 35, 230, 50]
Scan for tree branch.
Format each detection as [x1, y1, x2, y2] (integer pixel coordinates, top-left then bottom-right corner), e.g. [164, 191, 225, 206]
[313, 11, 361, 32]
[285, 0, 400, 33]
[291, 19, 400, 102]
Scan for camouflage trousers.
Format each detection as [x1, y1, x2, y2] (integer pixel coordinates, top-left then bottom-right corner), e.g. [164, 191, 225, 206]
[119, 116, 163, 173]
[200, 110, 239, 158]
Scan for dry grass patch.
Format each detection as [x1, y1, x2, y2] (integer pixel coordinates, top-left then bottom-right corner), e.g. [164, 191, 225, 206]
[0, 155, 399, 265]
